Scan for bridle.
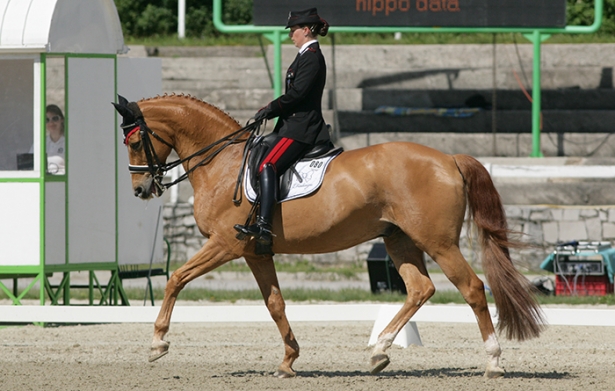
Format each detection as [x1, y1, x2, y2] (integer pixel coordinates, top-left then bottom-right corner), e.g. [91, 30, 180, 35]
[121, 117, 263, 196]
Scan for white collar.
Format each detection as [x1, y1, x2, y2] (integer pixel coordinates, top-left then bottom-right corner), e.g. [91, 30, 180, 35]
[299, 40, 318, 54]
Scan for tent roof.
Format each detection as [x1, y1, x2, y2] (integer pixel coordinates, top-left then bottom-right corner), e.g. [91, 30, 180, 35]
[0, 0, 126, 54]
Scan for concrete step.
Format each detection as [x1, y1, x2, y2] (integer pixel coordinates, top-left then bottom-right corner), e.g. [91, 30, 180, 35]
[159, 58, 606, 93]
[159, 85, 355, 111]
[153, 45, 264, 58]
[161, 87, 275, 111]
[338, 132, 615, 160]
[143, 43, 615, 92]
[158, 84, 615, 113]
[161, 57, 271, 88]
[159, 56, 609, 95]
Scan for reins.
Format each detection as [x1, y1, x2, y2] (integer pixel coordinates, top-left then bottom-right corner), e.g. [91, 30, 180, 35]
[122, 118, 265, 196]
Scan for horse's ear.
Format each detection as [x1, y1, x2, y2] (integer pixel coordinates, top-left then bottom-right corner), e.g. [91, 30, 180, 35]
[118, 95, 129, 107]
[112, 101, 134, 120]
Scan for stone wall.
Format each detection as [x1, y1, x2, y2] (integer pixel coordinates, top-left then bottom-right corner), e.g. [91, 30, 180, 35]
[499, 205, 615, 271]
[163, 203, 615, 272]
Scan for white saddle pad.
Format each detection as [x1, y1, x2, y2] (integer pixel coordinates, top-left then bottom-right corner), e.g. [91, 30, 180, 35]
[244, 150, 342, 203]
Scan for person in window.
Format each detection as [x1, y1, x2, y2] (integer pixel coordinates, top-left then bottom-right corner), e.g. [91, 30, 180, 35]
[234, 8, 331, 252]
[30, 104, 65, 174]
[44, 104, 65, 160]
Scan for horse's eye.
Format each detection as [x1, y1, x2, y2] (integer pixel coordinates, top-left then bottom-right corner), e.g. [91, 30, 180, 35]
[130, 141, 142, 151]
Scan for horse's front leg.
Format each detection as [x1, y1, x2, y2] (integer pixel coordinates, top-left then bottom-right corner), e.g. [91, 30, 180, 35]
[149, 237, 239, 362]
[245, 254, 299, 378]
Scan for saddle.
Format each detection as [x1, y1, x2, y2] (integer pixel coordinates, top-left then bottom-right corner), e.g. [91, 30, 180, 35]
[246, 133, 341, 201]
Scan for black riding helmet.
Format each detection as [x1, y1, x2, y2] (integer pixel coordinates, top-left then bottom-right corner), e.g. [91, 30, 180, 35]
[285, 8, 329, 36]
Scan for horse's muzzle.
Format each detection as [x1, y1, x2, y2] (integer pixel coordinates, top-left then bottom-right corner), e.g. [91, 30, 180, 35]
[133, 174, 164, 199]
[134, 184, 151, 199]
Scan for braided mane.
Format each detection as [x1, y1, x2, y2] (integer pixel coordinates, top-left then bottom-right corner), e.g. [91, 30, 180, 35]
[139, 93, 241, 127]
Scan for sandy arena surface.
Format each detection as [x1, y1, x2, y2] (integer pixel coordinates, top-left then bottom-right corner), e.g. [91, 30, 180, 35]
[1, 313, 614, 391]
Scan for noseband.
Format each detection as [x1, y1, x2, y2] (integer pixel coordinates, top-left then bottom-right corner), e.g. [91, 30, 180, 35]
[121, 117, 262, 194]
[121, 118, 174, 195]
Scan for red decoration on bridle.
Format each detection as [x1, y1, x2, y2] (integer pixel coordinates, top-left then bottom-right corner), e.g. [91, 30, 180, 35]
[124, 125, 140, 145]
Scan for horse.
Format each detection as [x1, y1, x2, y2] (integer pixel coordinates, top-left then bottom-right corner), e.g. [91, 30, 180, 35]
[112, 93, 544, 378]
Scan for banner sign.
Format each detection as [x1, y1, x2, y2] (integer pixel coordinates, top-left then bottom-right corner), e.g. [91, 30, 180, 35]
[253, 0, 567, 28]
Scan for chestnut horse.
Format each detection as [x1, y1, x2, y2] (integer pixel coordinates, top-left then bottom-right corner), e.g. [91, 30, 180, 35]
[113, 94, 543, 378]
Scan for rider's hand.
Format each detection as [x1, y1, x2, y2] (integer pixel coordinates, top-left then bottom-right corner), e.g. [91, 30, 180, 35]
[251, 105, 272, 123]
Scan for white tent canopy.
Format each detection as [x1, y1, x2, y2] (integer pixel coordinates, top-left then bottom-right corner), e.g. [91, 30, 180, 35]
[0, 0, 126, 54]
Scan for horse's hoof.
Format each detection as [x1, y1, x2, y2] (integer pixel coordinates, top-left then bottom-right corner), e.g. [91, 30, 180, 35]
[149, 340, 170, 362]
[369, 354, 390, 374]
[485, 366, 505, 378]
[273, 368, 296, 378]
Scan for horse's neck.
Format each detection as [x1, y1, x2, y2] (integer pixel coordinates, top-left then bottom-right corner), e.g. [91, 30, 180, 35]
[174, 123, 242, 164]
[141, 101, 238, 160]
[171, 115, 238, 156]
[166, 107, 244, 190]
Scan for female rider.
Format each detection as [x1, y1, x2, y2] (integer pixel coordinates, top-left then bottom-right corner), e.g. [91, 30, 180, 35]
[235, 8, 331, 253]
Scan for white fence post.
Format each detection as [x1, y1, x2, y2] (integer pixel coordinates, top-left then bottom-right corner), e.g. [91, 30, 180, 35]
[178, 0, 186, 39]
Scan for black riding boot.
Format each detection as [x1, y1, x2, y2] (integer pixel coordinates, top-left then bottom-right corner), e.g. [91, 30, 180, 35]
[234, 164, 276, 249]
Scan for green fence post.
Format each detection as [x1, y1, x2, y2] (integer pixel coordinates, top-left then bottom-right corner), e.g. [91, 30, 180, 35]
[531, 30, 544, 157]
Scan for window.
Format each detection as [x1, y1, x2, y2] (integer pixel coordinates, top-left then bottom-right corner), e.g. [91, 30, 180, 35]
[0, 59, 34, 171]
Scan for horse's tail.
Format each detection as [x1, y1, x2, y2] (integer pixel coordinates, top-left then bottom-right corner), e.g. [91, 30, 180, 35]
[453, 154, 544, 341]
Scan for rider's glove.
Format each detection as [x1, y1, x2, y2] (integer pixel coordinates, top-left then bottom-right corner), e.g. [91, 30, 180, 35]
[251, 105, 272, 123]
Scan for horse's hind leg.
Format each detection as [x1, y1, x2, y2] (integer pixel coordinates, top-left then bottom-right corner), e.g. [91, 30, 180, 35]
[245, 254, 299, 378]
[370, 231, 435, 374]
[433, 245, 504, 378]
[150, 237, 239, 362]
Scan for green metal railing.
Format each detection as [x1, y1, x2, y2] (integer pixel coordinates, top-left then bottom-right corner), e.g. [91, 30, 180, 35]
[213, 0, 603, 157]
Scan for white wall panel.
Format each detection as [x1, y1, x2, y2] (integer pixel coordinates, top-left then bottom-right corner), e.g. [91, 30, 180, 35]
[0, 182, 40, 266]
[45, 181, 65, 265]
[67, 57, 115, 264]
[116, 57, 163, 265]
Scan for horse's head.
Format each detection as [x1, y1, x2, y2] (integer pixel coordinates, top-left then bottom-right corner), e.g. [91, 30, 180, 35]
[113, 95, 173, 199]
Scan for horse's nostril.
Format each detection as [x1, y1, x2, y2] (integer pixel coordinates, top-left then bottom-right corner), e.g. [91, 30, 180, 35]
[134, 186, 143, 197]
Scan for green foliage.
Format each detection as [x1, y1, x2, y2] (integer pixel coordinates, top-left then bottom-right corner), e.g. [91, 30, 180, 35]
[114, 0, 254, 38]
[567, 0, 615, 34]
[136, 4, 176, 36]
[222, 0, 253, 26]
[185, 6, 214, 38]
[115, 0, 180, 37]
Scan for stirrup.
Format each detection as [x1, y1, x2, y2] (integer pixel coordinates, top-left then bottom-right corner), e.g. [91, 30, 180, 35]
[234, 224, 250, 240]
[234, 223, 273, 243]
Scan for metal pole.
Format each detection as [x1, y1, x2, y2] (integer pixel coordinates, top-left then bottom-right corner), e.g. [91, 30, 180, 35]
[258, 36, 275, 88]
[491, 34, 497, 156]
[144, 206, 163, 306]
[331, 33, 341, 142]
[272, 30, 283, 98]
[530, 30, 544, 157]
[178, 0, 185, 39]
